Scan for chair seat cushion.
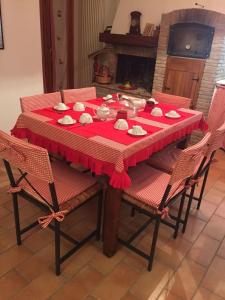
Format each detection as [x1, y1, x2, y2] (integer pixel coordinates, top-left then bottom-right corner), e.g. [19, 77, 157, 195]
[18, 160, 99, 209]
[148, 144, 182, 173]
[123, 164, 183, 210]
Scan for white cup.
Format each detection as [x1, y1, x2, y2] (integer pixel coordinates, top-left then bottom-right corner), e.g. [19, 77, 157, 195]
[151, 107, 163, 117]
[57, 102, 67, 110]
[132, 125, 144, 135]
[79, 113, 93, 124]
[62, 115, 74, 124]
[114, 119, 129, 130]
[73, 102, 85, 111]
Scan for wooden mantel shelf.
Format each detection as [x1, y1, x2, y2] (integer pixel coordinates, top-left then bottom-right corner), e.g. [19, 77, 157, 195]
[99, 32, 158, 48]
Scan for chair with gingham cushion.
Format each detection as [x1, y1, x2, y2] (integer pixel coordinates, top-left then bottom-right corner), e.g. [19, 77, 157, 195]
[0, 130, 103, 275]
[148, 122, 225, 219]
[120, 132, 211, 271]
[152, 91, 191, 108]
[20, 92, 61, 112]
[63, 87, 96, 104]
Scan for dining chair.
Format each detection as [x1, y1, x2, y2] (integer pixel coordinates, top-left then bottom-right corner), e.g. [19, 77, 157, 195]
[152, 91, 191, 108]
[63, 87, 96, 104]
[148, 122, 225, 227]
[0, 130, 103, 275]
[20, 92, 61, 112]
[120, 132, 211, 271]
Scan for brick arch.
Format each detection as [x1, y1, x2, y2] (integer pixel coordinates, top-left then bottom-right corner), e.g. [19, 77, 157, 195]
[153, 8, 225, 117]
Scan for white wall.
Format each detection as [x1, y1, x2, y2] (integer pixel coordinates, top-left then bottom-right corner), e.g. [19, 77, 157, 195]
[112, 0, 225, 34]
[0, 0, 43, 132]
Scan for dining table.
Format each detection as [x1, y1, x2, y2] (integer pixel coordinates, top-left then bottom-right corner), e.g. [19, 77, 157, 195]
[11, 96, 208, 257]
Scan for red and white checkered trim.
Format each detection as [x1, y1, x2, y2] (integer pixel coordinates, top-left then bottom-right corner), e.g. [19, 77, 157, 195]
[20, 92, 61, 112]
[152, 91, 191, 109]
[63, 87, 96, 104]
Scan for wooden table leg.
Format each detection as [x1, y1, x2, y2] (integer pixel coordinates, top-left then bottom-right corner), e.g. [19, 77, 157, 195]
[103, 185, 122, 257]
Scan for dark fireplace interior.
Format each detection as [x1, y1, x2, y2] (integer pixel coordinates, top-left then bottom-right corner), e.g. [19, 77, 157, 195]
[116, 54, 156, 92]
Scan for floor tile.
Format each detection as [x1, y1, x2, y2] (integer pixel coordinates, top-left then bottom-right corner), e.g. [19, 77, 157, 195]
[217, 238, 225, 259]
[167, 258, 206, 300]
[204, 189, 225, 206]
[130, 260, 174, 300]
[93, 262, 141, 300]
[0, 269, 28, 300]
[10, 271, 65, 300]
[187, 234, 220, 267]
[203, 215, 225, 241]
[51, 265, 103, 300]
[202, 256, 225, 298]
[193, 287, 225, 300]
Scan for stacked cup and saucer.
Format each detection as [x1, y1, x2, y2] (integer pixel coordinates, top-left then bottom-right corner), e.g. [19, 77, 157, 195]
[58, 115, 76, 126]
[165, 110, 181, 119]
[128, 125, 147, 137]
[54, 102, 70, 112]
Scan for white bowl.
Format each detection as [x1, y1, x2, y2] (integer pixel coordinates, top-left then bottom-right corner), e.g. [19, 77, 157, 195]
[79, 113, 93, 124]
[151, 107, 163, 117]
[73, 102, 85, 111]
[114, 119, 129, 130]
[103, 94, 113, 101]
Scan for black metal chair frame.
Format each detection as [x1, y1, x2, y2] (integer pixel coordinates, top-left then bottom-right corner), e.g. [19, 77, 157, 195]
[119, 176, 193, 271]
[3, 159, 103, 276]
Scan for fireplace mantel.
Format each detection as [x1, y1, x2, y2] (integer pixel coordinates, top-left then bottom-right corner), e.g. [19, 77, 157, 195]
[99, 32, 158, 48]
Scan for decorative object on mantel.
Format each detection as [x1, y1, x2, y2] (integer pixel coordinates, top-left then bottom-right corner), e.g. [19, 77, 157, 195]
[104, 25, 112, 33]
[143, 23, 155, 36]
[128, 11, 142, 35]
[0, 3, 4, 49]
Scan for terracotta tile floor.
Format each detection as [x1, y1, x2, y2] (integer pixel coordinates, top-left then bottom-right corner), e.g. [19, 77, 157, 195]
[0, 150, 225, 300]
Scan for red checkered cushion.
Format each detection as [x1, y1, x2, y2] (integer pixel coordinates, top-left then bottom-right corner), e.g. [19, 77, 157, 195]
[123, 164, 183, 209]
[152, 91, 191, 108]
[63, 87, 96, 104]
[20, 92, 61, 112]
[16, 160, 98, 208]
[148, 144, 182, 173]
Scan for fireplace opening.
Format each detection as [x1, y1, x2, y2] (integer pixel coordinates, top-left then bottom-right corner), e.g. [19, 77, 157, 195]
[116, 54, 156, 92]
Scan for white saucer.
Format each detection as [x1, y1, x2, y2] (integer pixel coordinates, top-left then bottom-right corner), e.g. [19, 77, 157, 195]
[58, 118, 76, 125]
[165, 113, 181, 119]
[54, 105, 70, 111]
[128, 129, 147, 136]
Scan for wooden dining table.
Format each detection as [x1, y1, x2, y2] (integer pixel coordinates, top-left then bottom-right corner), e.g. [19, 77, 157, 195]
[11, 97, 207, 257]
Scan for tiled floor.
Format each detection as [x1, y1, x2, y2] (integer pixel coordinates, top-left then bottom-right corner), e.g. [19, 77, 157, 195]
[0, 150, 225, 300]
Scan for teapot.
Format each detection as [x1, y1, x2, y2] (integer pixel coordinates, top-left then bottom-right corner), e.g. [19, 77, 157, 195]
[129, 98, 146, 109]
[96, 105, 110, 120]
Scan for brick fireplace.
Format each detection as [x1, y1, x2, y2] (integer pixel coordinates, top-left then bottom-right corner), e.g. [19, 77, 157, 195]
[93, 33, 158, 98]
[153, 8, 225, 115]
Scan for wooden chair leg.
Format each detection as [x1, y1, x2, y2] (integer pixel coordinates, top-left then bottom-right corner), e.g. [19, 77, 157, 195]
[55, 220, 61, 276]
[173, 191, 186, 239]
[12, 194, 22, 245]
[148, 216, 160, 271]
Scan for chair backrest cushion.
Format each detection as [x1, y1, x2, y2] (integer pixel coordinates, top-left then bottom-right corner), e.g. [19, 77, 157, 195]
[63, 87, 96, 104]
[152, 91, 191, 109]
[20, 92, 61, 112]
[207, 121, 225, 156]
[0, 130, 53, 183]
[170, 132, 211, 185]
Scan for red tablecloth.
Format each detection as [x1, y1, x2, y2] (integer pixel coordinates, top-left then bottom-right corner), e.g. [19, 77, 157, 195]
[11, 99, 208, 189]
